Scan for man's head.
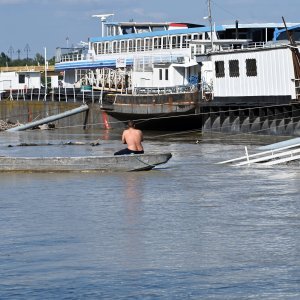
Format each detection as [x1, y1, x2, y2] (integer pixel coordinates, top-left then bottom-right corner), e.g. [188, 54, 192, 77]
[128, 120, 135, 128]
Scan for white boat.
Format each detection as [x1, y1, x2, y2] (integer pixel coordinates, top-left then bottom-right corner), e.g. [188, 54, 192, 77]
[0, 152, 172, 172]
[192, 21, 300, 135]
[54, 12, 296, 130]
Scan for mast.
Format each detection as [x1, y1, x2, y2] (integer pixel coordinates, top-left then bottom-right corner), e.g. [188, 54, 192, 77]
[207, 0, 213, 51]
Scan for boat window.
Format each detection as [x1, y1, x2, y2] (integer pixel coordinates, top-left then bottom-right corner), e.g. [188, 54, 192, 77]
[159, 69, 162, 80]
[172, 36, 177, 48]
[136, 26, 150, 33]
[133, 40, 136, 52]
[215, 61, 225, 78]
[162, 36, 168, 49]
[154, 37, 162, 49]
[165, 69, 169, 80]
[129, 40, 133, 52]
[140, 39, 144, 51]
[97, 43, 102, 54]
[112, 41, 117, 53]
[145, 38, 152, 51]
[177, 36, 181, 48]
[109, 42, 113, 54]
[246, 59, 257, 77]
[136, 39, 141, 51]
[182, 35, 187, 48]
[104, 42, 109, 54]
[121, 40, 126, 53]
[122, 26, 135, 34]
[229, 60, 239, 77]
[154, 37, 158, 49]
[144, 38, 149, 51]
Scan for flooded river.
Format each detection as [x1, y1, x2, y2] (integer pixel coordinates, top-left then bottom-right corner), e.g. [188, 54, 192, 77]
[0, 129, 299, 299]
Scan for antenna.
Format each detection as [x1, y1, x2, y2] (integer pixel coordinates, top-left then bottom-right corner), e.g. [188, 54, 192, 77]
[24, 43, 30, 60]
[8, 46, 14, 60]
[207, 0, 213, 51]
[92, 13, 114, 37]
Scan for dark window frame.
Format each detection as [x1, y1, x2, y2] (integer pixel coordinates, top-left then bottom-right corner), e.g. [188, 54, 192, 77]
[215, 61, 225, 78]
[229, 59, 239, 77]
[246, 58, 257, 77]
[19, 74, 25, 84]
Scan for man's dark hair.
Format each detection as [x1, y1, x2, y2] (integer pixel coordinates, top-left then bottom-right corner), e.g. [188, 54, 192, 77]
[128, 120, 135, 128]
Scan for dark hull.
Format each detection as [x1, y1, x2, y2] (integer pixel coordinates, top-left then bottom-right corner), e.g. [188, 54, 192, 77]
[107, 110, 201, 131]
[103, 90, 200, 130]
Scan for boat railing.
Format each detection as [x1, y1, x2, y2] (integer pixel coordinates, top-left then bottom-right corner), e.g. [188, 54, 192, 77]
[211, 40, 295, 54]
[134, 84, 197, 95]
[59, 53, 85, 62]
[56, 47, 88, 63]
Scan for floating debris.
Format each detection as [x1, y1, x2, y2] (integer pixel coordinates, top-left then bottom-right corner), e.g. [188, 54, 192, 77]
[0, 120, 22, 131]
[7, 140, 101, 147]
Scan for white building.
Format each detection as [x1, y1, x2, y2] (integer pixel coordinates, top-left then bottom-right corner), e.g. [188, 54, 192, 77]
[0, 71, 41, 93]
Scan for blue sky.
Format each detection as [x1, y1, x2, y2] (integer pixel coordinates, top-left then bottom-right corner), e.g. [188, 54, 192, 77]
[0, 0, 299, 59]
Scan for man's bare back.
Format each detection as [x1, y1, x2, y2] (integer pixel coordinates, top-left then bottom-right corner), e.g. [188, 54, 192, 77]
[114, 120, 144, 155]
[122, 127, 143, 151]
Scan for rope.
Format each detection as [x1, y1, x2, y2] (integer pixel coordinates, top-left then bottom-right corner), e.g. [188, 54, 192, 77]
[133, 155, 156, 170]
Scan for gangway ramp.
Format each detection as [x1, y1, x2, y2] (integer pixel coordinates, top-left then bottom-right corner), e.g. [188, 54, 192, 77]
[217, 141, 300, 166]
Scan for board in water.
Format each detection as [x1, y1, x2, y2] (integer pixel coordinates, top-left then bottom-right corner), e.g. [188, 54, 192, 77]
[0, 153, 172, 172]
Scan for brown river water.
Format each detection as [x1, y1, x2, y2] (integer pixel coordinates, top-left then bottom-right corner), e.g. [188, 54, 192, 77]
[0, 128, 299, 299]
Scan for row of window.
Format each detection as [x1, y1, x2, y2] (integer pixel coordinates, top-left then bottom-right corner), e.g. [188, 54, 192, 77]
[215, 59, 257, 78]
[93, 33, 207, 55]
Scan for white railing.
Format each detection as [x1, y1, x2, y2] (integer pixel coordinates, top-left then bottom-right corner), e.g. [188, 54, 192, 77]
[59, 53, 85, 62]
[134, 85, 197, 95]
[217, 143, 300, 166]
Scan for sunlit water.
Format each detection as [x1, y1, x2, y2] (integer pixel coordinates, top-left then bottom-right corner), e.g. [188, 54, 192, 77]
[0, 129, 299, 299]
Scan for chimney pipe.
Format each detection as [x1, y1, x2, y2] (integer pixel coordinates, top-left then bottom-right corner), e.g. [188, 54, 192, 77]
[235, 20, 239, 39]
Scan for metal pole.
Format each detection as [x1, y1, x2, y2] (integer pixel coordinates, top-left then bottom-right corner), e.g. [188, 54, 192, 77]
[44, 47, 47, 101]
[7, 104, 89, 132]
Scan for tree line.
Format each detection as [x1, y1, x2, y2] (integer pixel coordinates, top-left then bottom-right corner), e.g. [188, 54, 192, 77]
[0, 52, 55, 67]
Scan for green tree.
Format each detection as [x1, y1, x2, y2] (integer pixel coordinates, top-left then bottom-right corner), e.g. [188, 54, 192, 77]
[0, 52, 11, 67]
[34, 53, 45, 65]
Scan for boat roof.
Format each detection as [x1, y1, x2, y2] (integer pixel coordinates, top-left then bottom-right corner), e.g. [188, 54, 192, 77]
[106, 21, 203, 27]
[89, 22, 300, 43]
[90, 25, 224, 43]
[223, 22, 300, 29]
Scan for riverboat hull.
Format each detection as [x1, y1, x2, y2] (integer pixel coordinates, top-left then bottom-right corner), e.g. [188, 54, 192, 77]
[0, 153, 172, 172]
[103, 90, 200, 130]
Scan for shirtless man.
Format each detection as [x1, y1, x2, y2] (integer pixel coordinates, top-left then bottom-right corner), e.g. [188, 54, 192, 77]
[114, 120, 144, 155]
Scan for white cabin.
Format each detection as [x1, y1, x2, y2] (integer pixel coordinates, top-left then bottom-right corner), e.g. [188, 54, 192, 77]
[0, 71, 41, 92]
[197, 43, 300, 103]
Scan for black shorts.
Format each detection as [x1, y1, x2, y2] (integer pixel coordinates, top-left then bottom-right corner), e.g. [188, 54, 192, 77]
[114, 148, 144, 156]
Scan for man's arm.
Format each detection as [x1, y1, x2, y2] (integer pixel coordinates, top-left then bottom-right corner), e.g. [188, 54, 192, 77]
[140, 130, 144, 142]
[122, 131, 127, 144]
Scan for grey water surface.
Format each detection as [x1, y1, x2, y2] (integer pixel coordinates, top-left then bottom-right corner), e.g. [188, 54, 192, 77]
[0, 129, 299, 299]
